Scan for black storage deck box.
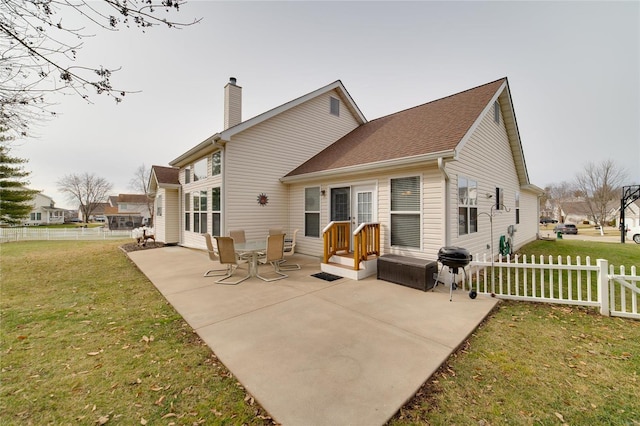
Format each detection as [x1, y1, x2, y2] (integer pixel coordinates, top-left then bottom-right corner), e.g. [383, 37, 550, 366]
[377, 255, 438, 291]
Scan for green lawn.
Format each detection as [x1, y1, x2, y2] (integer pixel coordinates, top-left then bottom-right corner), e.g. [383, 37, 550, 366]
[1, 240, 638, 425]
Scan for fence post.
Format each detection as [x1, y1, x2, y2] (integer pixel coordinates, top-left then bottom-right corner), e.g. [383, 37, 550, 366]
[597, 258, 610, 316]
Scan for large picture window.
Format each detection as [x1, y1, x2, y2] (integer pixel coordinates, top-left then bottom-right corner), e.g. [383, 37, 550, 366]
[458, 176, 478, 235]
[390, 176, 420, 248]
[193, 158, 207, 181]
[211, 187, 221, 236]
[305, 187, 320, 238]
[193, 190, 207, 234]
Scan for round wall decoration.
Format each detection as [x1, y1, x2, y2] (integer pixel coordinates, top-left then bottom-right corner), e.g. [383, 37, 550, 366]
[257, 193, 269, 206]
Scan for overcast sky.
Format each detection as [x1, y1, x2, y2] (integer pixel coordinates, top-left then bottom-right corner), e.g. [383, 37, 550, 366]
[12, 1, 640, 209]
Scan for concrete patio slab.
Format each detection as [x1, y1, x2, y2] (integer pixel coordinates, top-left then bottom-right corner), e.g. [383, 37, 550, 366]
[127, 246, 499, 426]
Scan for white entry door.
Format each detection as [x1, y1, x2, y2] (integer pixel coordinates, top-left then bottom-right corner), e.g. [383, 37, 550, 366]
[352, 184, 375, 228]
[351, 184, 376, 248]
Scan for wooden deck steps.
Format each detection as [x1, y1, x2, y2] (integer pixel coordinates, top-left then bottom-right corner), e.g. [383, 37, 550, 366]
[321, 252, 378, 281]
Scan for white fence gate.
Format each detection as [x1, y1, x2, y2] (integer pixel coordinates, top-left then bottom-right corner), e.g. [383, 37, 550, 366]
[0, 227, 132, 243]
[461, 254, 640, 320]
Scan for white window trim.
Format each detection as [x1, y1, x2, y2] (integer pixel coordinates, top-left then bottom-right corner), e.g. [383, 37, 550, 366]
[330, 96, 340, 117]
[389, 174, 422, 250]
[304, 186, 321, 238]
[458, 176, 478, 236]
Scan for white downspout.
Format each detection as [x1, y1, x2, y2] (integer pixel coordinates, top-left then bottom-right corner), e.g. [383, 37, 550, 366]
[214, 139, 227, 236]
[438, 157, 450, 247]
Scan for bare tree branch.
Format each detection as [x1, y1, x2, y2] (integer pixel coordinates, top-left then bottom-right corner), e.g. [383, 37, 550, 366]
[57, 171, 112, 222]
[1, 0, 200, 138]
[574, 159, 628, 227]
[128, 163, 154, 223]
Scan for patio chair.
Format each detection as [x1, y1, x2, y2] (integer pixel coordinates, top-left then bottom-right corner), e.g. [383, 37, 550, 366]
[229, 229, 254, 260]
[213, 236, 250, 285]
[229, 229, 246, 243]
[279, 229, 301, 270]
[203, 233, 229, 278]
[256, 233, 288, 282]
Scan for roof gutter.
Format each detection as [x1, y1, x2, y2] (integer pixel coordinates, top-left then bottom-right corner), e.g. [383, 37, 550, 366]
[281, 149, 456, 184]
[169, 133, 223, 167]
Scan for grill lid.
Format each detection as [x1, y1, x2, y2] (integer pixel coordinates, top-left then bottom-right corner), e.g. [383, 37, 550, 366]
[438, 246, 472, 267]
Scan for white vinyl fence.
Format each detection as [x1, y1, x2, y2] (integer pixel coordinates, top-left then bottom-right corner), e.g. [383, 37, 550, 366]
[461, 254, 640, 320]
[0, 227, 133, 243]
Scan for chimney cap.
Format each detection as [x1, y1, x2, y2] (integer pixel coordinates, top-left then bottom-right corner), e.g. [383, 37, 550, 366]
[229, 77, 237, 85]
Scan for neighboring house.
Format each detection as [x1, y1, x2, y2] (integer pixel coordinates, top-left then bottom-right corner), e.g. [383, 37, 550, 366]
[150, 77, 543, 276]
[78, 202, 108, 223]
[105, 194, 153, 230]
[562, 199, 620, 226]
[23, 193, 66, 226]
[617, 199, 640, 229]
[560, 200, 591, 225]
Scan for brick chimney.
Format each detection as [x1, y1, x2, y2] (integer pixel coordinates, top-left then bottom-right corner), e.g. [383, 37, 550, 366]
[224, 77, 242, 130]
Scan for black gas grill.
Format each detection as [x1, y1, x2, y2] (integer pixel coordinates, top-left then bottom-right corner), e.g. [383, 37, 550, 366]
[436, 246, 476, 301]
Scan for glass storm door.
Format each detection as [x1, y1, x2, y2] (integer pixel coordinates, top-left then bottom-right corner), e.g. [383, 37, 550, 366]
[330, 187, 350, 222]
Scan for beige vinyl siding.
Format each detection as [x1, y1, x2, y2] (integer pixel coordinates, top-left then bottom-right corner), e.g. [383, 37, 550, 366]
[287, 164, 446, 260]
[155, 188, 180, 244]
[223, 90, 360, 242]
[516, 189, 540, 248]
[445, 101, 531, 258]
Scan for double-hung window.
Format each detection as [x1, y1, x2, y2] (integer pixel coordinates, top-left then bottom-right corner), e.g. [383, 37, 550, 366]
[184, 193, 191, 231]
[458, 176, 478, 235]
[515, 191, 520, 224]
[156, 195, 163, 217]
[193, 190, 207, 234]
[211, 187, 221, 236]
[305, 187, 320, 237]
[212, 152, 221, 176]
[390, 176, 421, 248]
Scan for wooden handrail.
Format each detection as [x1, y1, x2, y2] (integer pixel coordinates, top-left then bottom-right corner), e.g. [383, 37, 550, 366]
[352, 223, 380, 270]
[322, 221, 350, 263]
[323, 221, 381, 270]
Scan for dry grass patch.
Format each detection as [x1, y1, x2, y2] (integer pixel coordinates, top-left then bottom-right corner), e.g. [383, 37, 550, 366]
[0, 241, 274, 425]
[390, 302, 640, 425]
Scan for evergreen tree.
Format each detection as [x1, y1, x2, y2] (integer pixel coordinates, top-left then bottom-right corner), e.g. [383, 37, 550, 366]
[0, 133, 39, 224]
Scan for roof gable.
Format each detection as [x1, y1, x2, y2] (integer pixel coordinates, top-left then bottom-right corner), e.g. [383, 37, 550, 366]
[170, 80, 367, 167]
[150, 165, 180, 191]
[285, 79, 507, 178]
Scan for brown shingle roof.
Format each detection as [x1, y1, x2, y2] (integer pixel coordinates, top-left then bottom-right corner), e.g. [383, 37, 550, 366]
[117, 194, 150, 203]
[286, 78, 506, 177]
[152, 165, 180, 185]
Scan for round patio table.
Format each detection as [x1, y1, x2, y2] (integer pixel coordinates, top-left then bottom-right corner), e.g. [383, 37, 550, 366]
[234, 240, 266, 277]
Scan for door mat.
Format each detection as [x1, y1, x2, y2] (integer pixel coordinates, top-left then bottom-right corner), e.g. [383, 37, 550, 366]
[311, 272, 343, 282]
